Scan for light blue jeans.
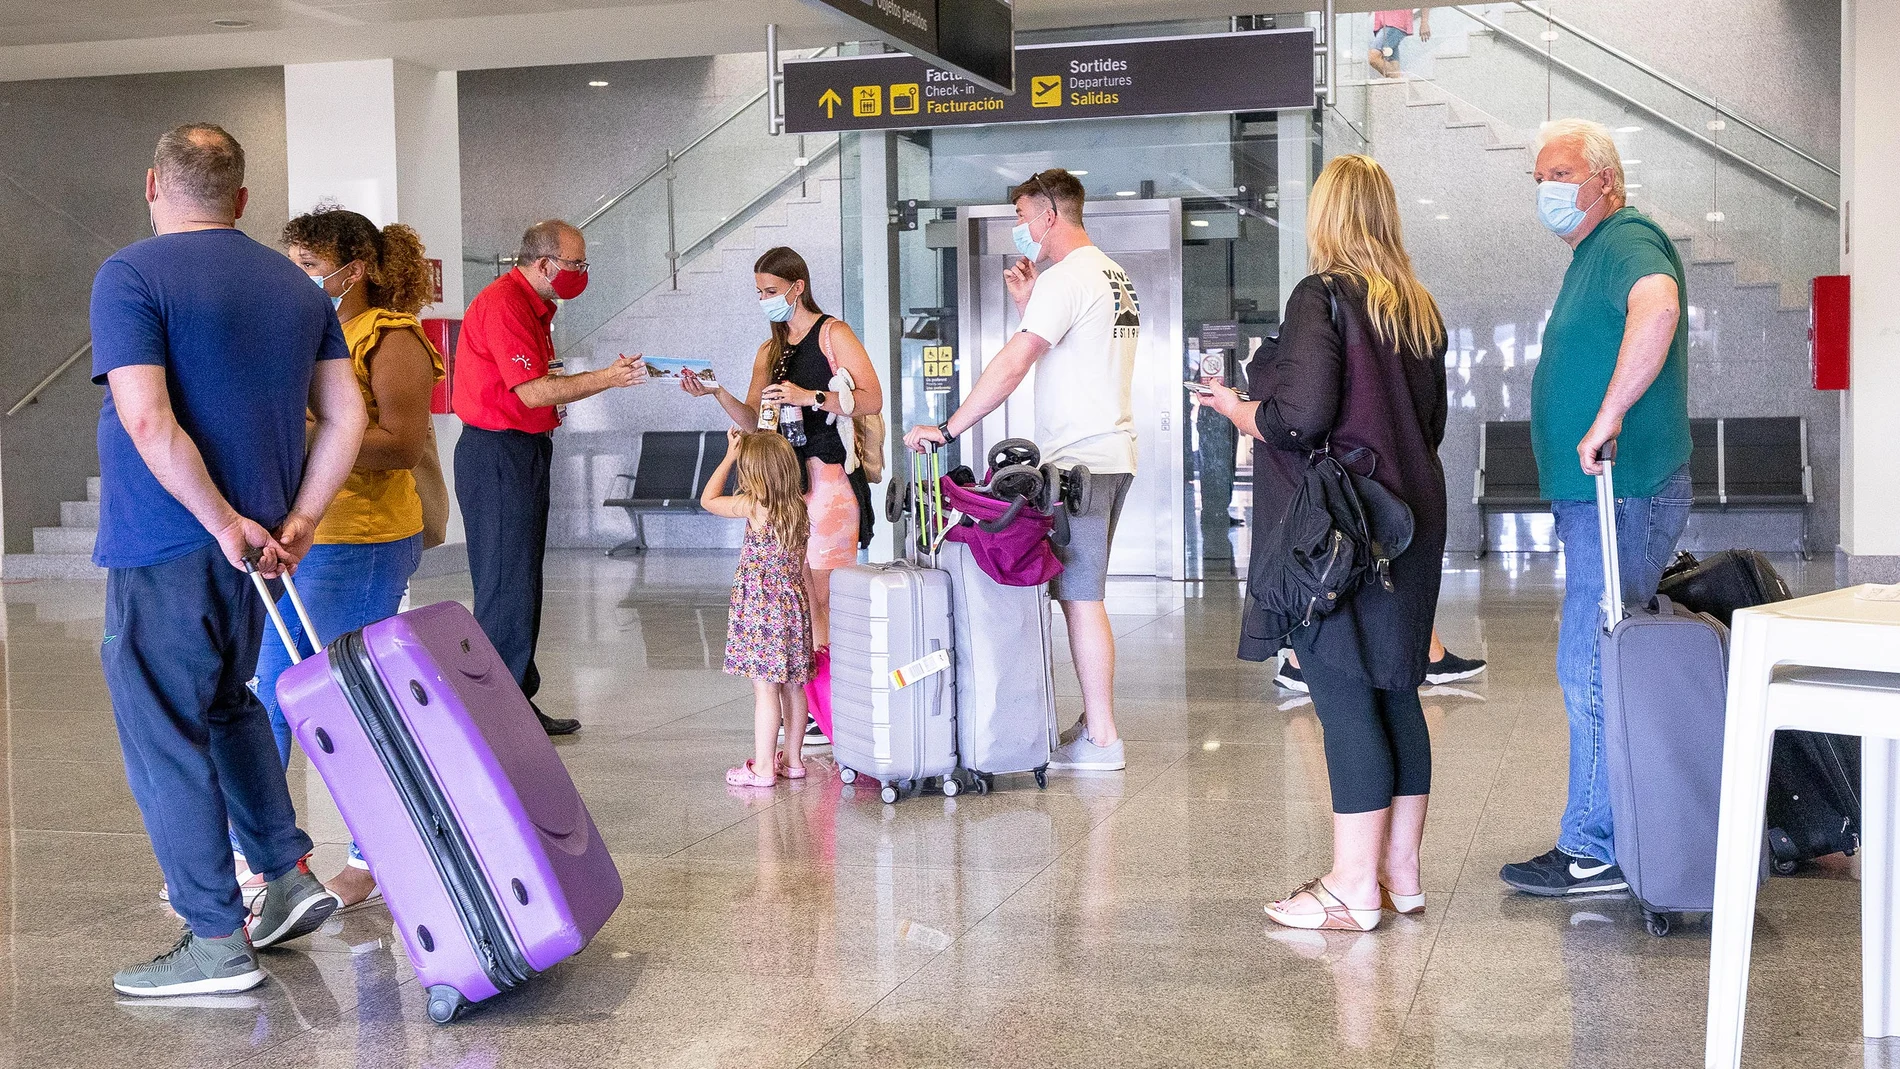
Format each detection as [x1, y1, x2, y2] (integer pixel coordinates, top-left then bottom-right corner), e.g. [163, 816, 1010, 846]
[254, 534, 423, 865]
[1549, 465, 1692, 865]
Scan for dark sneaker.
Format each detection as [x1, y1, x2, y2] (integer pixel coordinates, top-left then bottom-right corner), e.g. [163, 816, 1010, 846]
[114, 929, 264, 997]
[1275, 658, 1308, 693]
[803, 721, 829, 749]
[1499, 848, 1629, 896]
[1426, 650, 1487, 685]
[246, 859, 340, 949]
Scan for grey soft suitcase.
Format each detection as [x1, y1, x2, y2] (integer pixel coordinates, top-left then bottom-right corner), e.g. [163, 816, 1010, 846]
[1595, 451, 1747, 936]
[940, 541, 1058, 791]
[831, 471, 959, 804]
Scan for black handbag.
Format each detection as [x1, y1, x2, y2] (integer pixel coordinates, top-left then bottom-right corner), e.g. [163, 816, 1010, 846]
[1245, 277, 1416, 645]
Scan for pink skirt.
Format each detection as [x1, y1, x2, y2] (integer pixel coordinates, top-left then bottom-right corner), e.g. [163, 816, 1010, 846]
[805, 458, 859, 571]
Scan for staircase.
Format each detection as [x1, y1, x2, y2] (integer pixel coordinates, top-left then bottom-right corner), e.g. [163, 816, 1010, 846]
[1358, 71, 1841, 555]
[6, 476, 103, 579]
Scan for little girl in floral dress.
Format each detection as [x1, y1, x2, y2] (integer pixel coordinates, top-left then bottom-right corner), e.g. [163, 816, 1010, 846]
[701, 428, 815, 787]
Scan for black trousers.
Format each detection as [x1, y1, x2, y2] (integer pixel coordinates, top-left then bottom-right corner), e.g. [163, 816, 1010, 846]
[1300, 654, 1433, 815]
[455, 426, 553, 700]
[103, 543, 313, 936]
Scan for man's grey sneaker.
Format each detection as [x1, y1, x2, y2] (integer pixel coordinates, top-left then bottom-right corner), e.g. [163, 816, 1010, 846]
[1425, 650, 1487, 685]
[1499, 847, 1629, 896]
[1048, 734, 1126, 772]
[246, 859, 340, 949]
[1275, 658, 1309, 693]
[113, 929, 263, 998]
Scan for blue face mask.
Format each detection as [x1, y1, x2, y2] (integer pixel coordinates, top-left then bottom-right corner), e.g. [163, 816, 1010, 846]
[1012, 212, 1049, 262]
[759, 292, 796, 323]
[310, 265, 352, 311]
[1537, 170, 1606, 236]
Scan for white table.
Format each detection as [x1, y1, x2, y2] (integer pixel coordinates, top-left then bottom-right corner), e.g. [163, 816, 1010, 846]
[1706, 587, 1900, 1069]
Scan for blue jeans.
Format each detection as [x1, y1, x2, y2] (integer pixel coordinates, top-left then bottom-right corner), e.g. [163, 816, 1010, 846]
[1549, 465, 1692, 864]
[255, 534, 422, 864]
[105, 543, 315, 937]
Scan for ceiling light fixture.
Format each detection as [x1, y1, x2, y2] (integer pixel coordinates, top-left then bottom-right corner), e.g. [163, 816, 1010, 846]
[1623, 159, 1642, 165]
[1070, 170, 1089, 176]
[1617, 125, 1643, 133]
[1435, 213, 1449, 220]
[210, 18, 252, 26]
[1626, 183, 1643, 190]
[1114, 190, 1137, 197]
[1190, 219, 1210, 227]
[588, 80, 610, 87]
[1417, 198, 1434, 204]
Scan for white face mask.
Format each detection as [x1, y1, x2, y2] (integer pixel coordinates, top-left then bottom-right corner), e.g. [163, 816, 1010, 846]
[309, 265, 353, 310]
[1537, 168, 1607, 236]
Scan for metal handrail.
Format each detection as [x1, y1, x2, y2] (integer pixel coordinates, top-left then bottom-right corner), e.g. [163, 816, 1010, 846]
[575, 45, 834, 231]
[559, 137, 842, 357]
[1510, 1, 1838, 178]
[1457, 7, 1838, 213]
[7, 340, 92, 417]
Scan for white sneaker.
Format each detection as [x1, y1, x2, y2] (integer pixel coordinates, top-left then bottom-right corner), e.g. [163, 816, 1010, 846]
[1048, 734, 1125, 772]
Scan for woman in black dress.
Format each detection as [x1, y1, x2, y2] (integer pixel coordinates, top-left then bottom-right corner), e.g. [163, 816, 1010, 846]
[1203, 154, 1449, 932]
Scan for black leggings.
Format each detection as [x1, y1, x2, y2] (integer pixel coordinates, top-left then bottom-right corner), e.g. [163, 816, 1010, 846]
[1301, 656, 1433, 815]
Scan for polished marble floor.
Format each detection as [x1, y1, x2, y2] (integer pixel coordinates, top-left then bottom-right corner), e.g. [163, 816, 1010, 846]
[0, 550, 1885, 1068]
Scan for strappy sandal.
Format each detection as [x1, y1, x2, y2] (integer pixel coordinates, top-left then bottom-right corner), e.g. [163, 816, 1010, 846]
[725, 759, 777, 788]
[775, 751, 808, 780]
[1264, 877, 1382, 932]
[1380, 885, 1426, 915]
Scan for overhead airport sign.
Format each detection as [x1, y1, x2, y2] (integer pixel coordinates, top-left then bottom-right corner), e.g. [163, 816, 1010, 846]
[804, 0, 1015, 94]
[784, 28, 1315, 134]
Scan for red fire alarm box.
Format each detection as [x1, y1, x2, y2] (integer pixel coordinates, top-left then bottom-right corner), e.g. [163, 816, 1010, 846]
[421, 318, 461, 414]
[1810, 275, 1849, 391]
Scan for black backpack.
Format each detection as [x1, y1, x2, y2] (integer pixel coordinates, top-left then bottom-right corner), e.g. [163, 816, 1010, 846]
[1245, 277, 1416, 644]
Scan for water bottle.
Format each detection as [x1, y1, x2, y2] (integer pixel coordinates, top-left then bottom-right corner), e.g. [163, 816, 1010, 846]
[780, 404, 807, 447]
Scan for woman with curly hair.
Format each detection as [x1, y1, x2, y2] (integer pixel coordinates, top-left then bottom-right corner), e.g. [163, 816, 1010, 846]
[256, 205, 443, 910]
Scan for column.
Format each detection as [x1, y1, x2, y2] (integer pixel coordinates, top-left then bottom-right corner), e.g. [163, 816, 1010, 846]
[860, 131, 900, 562]
[284, 59, 469, 561]
[1840, 0, 1900, 583]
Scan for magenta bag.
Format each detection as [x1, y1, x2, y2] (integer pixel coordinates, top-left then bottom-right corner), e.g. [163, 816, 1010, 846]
[939, 476, 1064, 587]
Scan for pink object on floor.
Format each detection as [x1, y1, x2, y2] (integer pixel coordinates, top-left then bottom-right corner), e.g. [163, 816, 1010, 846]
[805, 645, 833, 741]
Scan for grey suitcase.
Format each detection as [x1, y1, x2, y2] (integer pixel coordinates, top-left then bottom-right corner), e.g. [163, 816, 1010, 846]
[830, 464, 959, 804]
[1595, 450, 1747, 936]
[940, 540, 1058, 791]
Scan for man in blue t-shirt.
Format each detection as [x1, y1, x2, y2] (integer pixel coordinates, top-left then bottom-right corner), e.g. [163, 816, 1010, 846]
[91, 124, 368, 997]
[1499, 118, 1693, 900]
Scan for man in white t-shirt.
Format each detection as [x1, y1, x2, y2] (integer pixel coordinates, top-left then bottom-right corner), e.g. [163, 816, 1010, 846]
[904, 169, 1138, 772]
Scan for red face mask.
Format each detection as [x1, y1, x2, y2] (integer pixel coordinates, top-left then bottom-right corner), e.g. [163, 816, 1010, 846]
[549, 266, 588, 300]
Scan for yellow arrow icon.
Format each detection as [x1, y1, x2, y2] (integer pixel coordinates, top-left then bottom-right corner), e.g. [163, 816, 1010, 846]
[819, 88, 842, 119]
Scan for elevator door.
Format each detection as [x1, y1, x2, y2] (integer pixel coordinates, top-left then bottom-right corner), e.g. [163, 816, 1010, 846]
[956, 200, 1186, 580]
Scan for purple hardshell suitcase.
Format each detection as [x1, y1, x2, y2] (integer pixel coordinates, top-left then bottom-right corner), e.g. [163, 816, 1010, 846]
[265, 581, 622, 1023]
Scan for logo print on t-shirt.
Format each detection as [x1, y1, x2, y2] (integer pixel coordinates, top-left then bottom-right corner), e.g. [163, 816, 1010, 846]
[1106, 268, 1141, 337]
[511, 354, 535, 371]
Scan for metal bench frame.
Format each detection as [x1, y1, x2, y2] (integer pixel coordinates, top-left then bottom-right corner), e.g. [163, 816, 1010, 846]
[1474, 417, 1813, 560]
[603, 430, 727, 557]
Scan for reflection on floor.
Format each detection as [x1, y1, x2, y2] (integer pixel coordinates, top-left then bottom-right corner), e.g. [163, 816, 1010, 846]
[0, 550, 1883, 1068]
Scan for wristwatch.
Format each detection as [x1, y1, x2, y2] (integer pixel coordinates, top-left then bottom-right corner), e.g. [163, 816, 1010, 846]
[937, 420, 956, 440]
[814, 390, 827, 407]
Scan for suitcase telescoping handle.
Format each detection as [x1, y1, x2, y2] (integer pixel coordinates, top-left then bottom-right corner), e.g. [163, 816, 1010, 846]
[1593, 439, 1625, 634]
[908, 445, 945, 568]
[242, 552, 322, 665]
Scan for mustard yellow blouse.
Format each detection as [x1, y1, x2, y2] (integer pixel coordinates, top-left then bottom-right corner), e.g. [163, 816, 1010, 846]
[314, 308, 445, 545]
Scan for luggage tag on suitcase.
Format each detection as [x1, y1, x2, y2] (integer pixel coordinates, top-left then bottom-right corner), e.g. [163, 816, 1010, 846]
[890, 649, 952, 689]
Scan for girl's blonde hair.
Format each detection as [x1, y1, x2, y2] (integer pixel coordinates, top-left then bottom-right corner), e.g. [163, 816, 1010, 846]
[1307, 154, 1447, 359]
[733, 432, 810, 556]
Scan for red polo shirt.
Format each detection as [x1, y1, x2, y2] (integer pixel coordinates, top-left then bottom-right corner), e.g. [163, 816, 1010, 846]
[453, 268, 561, 434]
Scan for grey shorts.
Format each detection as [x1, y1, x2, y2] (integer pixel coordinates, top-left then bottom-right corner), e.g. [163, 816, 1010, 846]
[1049, 472, 1134, 603]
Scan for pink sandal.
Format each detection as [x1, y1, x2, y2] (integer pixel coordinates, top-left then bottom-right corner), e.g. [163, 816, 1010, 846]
[775, 751, 808, 780]
[725, 759, 777, 788]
